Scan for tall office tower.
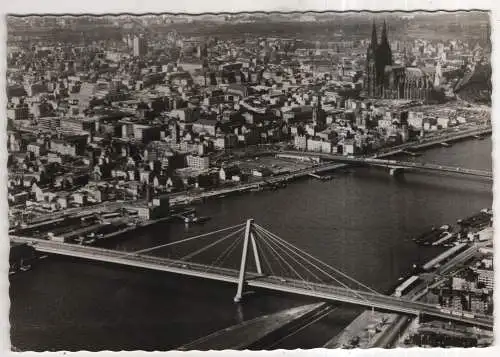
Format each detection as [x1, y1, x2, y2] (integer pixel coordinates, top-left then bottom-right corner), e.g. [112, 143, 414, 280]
[133, 35, 147, 57]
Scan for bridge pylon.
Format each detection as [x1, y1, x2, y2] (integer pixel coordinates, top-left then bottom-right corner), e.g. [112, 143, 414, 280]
[234, 218, 263, 303]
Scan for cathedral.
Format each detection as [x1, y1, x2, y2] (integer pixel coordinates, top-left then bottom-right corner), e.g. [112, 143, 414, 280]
[365, 21, 441, 103]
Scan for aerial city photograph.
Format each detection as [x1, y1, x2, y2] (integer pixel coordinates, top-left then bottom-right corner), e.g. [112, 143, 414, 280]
[5, 10, 493, 351]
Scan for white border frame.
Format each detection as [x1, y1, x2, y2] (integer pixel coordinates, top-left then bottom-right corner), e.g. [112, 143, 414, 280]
[0, 1, 497, 357]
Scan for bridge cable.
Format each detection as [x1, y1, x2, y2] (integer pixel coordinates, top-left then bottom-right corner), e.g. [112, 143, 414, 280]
[257, 224, 380, 296]
[254, 234, 276, 277]
[253, 229, 318, 292]
[206, 231, 245, 271]
[255, 230, 288, 277]
[254, 230, 308, 276]
[259, 232, 373, 305]
[124, 223, 246, 257]
[179, 227, 246, 262]
[256, 229, 318, 291]
[252, 229, 288, 277]
[260, 232, 371, 303]
[255, 223, 379, 294]
[254, 227, 324, 283]
[255, 224, 345, 284]
[254, 226, 372, 303]
[255, 228, 303, 278]
[215, 235, 245, 270]
[254, 224, 381, 296]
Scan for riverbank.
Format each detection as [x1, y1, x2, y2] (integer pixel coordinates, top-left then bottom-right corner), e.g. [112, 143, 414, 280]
[324, 215, 493, 349]
[179, 302, 329, 350]
[170, 126, 492, 207]
[323, 309, 399, 348]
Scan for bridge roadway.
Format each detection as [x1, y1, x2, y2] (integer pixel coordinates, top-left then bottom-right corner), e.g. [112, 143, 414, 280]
[171, 128, 493, 204]
[276, 151, 492, 179]
[409, 127, 491, 150]
[373, 126, 492, 156]
[11, 236, 493, 329]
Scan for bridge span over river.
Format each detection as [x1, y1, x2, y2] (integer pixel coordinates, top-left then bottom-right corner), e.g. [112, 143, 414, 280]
[275, 151, 492, 179]
[11, 219, 493, 330]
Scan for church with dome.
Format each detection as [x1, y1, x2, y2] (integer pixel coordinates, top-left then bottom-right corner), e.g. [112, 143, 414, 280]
[364, 21, 443, 103]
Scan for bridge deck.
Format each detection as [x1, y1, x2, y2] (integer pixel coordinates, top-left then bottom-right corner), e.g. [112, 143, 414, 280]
[11, 236, 493, 329]
[276, 151, 492, 179]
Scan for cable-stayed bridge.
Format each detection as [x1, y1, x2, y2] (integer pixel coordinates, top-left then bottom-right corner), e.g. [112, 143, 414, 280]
[11, 219, 493, 329]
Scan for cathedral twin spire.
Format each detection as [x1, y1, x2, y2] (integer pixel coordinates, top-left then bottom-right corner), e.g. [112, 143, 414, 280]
[380, 21, 390, 45]
[369, 21, 378, 53]
[370, 21, 389, 43]
[378, 20, 392, 66]
[367, 20, 393, 85]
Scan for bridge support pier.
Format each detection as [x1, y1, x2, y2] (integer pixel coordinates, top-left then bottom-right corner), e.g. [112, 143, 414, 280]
[389, 167, 404, 177]
[234, 218, 262, 303]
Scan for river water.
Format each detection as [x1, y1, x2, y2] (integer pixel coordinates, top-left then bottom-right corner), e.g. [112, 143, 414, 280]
[9, 138, 492, 351]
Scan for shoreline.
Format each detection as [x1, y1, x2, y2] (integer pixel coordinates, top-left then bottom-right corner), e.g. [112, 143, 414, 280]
[170, 127, 492, 205]
[323, 222, 492, 349]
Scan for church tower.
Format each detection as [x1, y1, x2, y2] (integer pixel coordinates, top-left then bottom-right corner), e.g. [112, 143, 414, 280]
[312, 95, 325, 128]
[365, 21, 378, 97]
[375, 20, 393, 89]
[434, 60, 443, 88]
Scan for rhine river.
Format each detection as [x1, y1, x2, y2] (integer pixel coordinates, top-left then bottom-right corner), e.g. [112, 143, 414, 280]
[10, 138, 492, 351]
